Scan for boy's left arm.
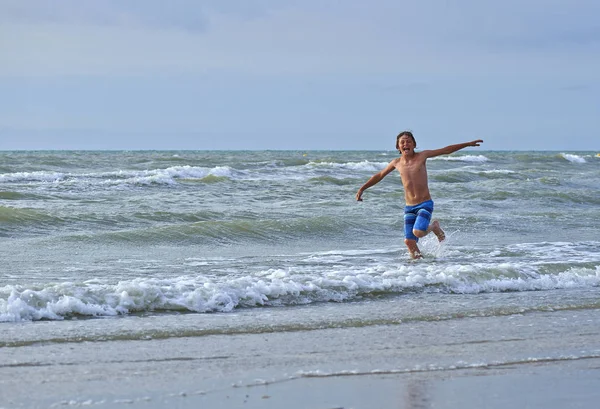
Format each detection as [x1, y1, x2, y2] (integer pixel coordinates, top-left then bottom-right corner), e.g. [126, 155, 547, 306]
[424, 140, 483, 158]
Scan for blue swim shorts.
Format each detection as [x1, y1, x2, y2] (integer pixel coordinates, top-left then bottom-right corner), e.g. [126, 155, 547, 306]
[404, 199, 434, 242]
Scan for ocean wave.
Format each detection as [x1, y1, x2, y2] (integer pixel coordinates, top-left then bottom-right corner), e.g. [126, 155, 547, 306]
[305, 160, 388, 172]
[0, 191, 48, 200]
[100, 166, 237, 186]
[0, 171, 65, 183]
[308, 176, 357, 185]
[431, 168, 518, 183]
[2, 263, 598, 322]
[57, 216, 356, 245]
[0, 166, 238, 187]
[0, 206, 62, 225]
[0, 162, 371, 187]
[0, 159, 530, 189]
[296, 352, 600, 379]
[431, 155, 489, 163]
[560, 153, 586, 163]
[509, 152, 596, 165]
[479, 169, 515, 174]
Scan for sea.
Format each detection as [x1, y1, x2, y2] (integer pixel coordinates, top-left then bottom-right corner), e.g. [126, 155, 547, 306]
[1, 149, 599, 351]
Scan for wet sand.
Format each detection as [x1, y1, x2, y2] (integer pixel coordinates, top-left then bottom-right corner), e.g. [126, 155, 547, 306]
[2, 308, 600, 409]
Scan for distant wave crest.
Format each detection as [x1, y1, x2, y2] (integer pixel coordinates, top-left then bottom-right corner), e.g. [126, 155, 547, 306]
[0, 166, 237, 187]
[560, 153, 586, 163]
[431, 155, 489, 163]
[0, 171, 65, 183]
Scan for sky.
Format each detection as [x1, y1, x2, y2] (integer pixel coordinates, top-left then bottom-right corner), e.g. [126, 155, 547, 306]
[1, 0, 599, 151]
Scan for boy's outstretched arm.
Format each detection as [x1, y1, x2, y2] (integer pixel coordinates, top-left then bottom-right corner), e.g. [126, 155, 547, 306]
[356, 159, 398, 201]
[424, 139, 483, 158]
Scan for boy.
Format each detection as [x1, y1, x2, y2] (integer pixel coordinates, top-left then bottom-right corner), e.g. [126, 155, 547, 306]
[356, 131, 483, 259]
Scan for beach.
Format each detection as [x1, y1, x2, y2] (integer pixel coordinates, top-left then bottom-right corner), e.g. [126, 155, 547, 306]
[1, 150, 599, 408]
[3, 302, 600, 408]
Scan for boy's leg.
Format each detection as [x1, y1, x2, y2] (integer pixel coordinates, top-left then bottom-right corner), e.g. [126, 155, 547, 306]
[413, 208, 445, 243]
[412, 208, 433, 239]
[404, 238, 422, 259]
[404, 212, 421, 259]
[414, 220, 446, 242]
[427, 220, 446, 242]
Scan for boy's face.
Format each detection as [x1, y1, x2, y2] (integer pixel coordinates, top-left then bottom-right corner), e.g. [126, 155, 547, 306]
[398, 135, 415, 154]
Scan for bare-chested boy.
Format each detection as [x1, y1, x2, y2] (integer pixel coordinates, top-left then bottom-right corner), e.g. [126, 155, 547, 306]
[356, 131, 483, 259]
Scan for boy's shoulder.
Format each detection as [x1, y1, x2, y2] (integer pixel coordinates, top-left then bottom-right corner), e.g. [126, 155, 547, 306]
[390, 156, 402, 166]
[414, 150, 432, 161]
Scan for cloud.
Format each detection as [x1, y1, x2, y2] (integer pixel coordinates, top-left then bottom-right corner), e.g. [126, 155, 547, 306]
[442, 0, 600, 50]
[1, 0, 599, 79]
[0, 0, 209, 31]
[0, 0, 600, 87]
[0, 0, 303, 31]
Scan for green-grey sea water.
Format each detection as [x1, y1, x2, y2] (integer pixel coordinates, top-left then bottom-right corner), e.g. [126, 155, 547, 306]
[1, 150, 599, 347]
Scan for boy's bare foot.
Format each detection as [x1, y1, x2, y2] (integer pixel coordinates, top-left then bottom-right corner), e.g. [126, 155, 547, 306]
[410, 250, 423, 259]
[404, 239, 423, 259]
[430, 220, 446, 242]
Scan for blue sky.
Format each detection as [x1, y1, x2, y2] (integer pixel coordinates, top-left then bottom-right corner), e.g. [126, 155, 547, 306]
[1, 0, 598, 150]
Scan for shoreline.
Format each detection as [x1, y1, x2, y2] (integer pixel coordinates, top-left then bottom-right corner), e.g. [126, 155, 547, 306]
[2, 308, 600, 408]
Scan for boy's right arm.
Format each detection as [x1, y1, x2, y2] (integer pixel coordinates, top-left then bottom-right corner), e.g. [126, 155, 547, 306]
[355, 159, 398, 201]
[423, 140, 483, 158]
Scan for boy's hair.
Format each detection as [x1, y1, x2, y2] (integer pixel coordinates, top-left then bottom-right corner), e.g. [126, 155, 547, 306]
[396, 131, 416, 151]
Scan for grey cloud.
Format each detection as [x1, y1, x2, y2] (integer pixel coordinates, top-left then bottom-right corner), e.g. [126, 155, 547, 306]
[0, 0, 305, 31]
[445, 0, 600, 50]
[1, 0, 208, 31]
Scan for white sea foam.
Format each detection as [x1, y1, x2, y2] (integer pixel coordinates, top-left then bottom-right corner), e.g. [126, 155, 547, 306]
[0, 166, 239, 188]
[306, 160, 388, 172]
[2, 263, 599, 322]
[295, 352, 600, 379]
[208, 166, 235, 177]
[560, 153, 586, 163]
[479, 169, 515, 174]
[431, 155, 489, 163]
[0, 171, 65, 183]
[102, 166, 236, 186]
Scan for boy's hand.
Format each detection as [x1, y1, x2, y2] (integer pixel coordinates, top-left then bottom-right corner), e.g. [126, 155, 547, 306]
[469, 139, 484, 146]
[355, 189, 364, 201]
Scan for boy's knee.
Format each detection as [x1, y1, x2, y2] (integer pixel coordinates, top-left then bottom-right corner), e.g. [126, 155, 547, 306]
[413, 229, 426, 238]
[404, 238, 416, 247]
